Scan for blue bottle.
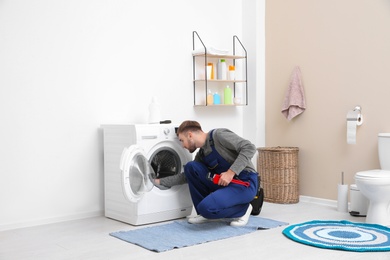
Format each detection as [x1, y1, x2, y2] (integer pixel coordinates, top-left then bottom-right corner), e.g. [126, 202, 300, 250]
[213, 92, 221, 105]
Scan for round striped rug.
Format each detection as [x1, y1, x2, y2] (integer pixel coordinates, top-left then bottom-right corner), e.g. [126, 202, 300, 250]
[283, 220, 390, 252]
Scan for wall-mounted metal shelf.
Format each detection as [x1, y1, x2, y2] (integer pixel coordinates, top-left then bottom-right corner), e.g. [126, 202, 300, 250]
[192, 31, 248, 106]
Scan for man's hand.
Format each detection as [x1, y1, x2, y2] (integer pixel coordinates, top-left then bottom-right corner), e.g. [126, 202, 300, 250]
[218, 169, 236, 186]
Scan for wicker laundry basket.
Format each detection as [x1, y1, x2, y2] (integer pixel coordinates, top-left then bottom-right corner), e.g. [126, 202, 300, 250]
[257, 147, 299, 204]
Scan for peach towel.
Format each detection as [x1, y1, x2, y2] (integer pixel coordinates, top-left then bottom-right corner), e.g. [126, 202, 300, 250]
[281, 66, 306, 120]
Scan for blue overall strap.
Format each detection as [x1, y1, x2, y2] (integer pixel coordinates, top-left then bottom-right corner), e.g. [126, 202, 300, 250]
[198, 129, 215, 160]
[208, 129, 215, 146]
[198, 129, 230, 174]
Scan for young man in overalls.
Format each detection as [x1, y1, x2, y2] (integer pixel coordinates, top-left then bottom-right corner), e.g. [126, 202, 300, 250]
[156, 120, 258, 226]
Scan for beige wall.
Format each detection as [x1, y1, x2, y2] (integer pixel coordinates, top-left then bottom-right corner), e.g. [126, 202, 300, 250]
[265, 0, 390, 200]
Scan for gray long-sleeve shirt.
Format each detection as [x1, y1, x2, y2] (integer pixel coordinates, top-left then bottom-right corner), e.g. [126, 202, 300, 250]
[159, 128, 256, 188]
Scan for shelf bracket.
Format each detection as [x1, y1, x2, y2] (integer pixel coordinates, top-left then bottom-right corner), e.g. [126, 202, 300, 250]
[233, 35, 248, 105]
[193, 31, 209, 105]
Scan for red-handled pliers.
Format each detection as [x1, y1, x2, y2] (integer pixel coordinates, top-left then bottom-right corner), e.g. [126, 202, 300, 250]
[207, 173, 250, 187]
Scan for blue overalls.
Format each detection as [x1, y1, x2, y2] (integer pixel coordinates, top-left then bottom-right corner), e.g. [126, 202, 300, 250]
[184, 130, 258, 219]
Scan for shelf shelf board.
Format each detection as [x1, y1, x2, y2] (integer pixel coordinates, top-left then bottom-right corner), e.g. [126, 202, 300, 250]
[194, 104, 245, 107]
[194, 79, 246, 83]
[192, 53, 246, 59]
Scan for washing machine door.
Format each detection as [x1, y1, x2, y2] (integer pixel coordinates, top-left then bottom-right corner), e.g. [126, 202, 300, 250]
[120, 145, 155, 202]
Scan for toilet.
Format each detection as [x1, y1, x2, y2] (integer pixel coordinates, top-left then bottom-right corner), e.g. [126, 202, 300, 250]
[355, 133, 390, 226]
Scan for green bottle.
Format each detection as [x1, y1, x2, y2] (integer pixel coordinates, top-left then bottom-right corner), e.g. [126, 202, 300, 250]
[224, 85, 232, 105]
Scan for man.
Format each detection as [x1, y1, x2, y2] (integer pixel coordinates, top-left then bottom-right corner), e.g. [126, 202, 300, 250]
[155, 120, 258, 226]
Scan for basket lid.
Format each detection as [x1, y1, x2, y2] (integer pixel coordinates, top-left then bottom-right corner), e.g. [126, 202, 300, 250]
[257, 147, 299, 152]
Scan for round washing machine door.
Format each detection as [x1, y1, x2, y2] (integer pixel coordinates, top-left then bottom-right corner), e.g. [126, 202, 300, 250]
[150, 147, 181, 179]
[147, 140, 192, 179]
[119, 145, 155, 202]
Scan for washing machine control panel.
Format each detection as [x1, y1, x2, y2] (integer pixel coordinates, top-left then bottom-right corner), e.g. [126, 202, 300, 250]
[160, 126, 180, 140]
[136, 124, 178, 141]
[163, 128, 170, 136]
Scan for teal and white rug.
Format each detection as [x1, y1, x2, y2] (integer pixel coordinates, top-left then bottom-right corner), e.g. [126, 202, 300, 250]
[283, 220, 390, 252]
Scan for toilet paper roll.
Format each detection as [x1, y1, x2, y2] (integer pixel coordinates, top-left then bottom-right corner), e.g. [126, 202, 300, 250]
[337, 184, 349, 212]
[346, 110, 363, 144]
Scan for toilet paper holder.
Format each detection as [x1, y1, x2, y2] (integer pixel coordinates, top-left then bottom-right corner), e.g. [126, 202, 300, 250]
[347, 105, 363, 125]
[346, 105, 363, 144]
[354, 106, 361, 112]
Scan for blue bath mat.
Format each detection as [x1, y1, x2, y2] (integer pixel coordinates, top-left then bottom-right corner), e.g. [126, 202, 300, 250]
[110, 216, 288, 252]
[283, 220, 390, 252]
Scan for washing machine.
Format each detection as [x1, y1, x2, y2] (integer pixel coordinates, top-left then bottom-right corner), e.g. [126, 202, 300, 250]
[102, 124, 193, 225]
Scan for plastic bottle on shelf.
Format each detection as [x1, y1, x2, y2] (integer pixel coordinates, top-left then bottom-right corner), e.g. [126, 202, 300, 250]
[148, 96, 161, 123]
[207, 90, 214, 105]
[207, 63, 215, 80]
[228, 65, 235, 80]
[206, 64, 212, 80]
[213, 92, 221, 105]
[224, 85, 232, 105]
[217, 59, 227, 80]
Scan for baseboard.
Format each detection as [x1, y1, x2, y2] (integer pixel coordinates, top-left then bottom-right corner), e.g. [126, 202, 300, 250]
[0, 210, 104, 232]
[299, 195, 350, 208]
[0, 196, 346, 231]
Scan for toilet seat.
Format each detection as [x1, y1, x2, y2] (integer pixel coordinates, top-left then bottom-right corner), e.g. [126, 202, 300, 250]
[355, 169, 390, 179]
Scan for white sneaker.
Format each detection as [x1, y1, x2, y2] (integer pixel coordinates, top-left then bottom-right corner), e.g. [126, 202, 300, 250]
[230, 204, 252, 227]
[188, 215, 219, 224]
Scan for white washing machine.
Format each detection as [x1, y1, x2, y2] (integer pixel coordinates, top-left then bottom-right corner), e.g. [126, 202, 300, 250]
[102, 124, 193, 225]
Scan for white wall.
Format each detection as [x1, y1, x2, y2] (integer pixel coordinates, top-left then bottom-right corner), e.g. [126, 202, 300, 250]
[243, 0, 265, 147]
[0, 0, 265, 230]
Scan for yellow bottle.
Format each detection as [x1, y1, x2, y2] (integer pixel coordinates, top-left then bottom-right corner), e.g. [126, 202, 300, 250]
[207, 63, 214, 79]
[207, 90, 214, 105]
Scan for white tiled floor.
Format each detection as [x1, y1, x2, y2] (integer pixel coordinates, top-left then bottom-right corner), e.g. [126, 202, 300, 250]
[1, 201, 389, 260]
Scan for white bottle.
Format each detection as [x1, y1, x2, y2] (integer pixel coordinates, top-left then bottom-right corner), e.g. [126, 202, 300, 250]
[148, 96, 161, 123]
[217, 59, 227, 80]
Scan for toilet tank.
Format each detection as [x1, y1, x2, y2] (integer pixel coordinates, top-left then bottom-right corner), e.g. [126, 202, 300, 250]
[378, 133, 390, 170]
